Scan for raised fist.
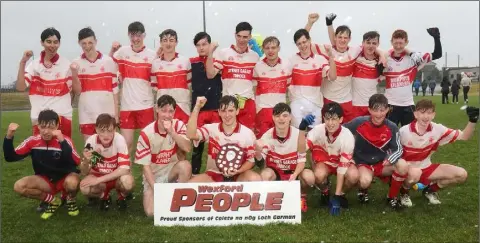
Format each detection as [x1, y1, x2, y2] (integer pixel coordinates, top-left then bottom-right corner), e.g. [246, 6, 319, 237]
[111, 41, 122, 53]
[255, 139, 268, 152]
[163, 120, 173, 133]
[70, 62, 79, 73]
[209, 42, 219, 54]
[156, 46, 164, 57]
[426, 27, 440, 38]
[324, 44, 334, 58]
[466, 106, 479, 123]
[325, 13, 337, 26]
[21, 50, 33, 63]
[299, 114, 316, 131]
[6, 123, 19, 138]
[308, 13, 320, 24]
[52, 130, 64, 141]
[195, 96, 207, 108]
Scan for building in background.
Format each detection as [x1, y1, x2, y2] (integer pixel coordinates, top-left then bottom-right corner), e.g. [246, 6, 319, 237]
[442, 66, 479, 83]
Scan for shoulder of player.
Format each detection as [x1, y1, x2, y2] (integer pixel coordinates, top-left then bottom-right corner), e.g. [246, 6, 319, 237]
[113, 132, 127, 143]
[385, 119, 400, 132]
[239, 124, 256, 138]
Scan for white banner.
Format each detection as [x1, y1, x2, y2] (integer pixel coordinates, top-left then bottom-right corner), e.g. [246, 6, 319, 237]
[154, 181, 301, 226]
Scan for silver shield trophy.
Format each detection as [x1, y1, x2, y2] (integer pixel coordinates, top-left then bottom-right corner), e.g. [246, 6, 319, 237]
[215, 143, 245, 181]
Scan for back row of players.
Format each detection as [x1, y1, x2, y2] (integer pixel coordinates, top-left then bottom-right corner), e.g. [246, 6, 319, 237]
[5, 13, 478, 219]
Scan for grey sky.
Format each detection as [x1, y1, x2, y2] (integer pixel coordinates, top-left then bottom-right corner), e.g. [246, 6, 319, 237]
[1, 1, 478, 84]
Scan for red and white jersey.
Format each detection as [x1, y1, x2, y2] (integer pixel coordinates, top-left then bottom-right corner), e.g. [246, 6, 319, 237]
[306, 124, 355, 174]
[400, 121, 462, 169]
[213, 45, 259, 99]
[352, 55, 380, 106]
[252, 58, 292, 112]
[112, 46, 156, 111]
[85, 132, 130, 175]
[259, 126, 305, 172]
[383, 50, 432, 106]
[195, 122, 256, 173]
[288, 52, 330, 106]
[134, 119, 187, 174]
[151, 53, 192, 114]
[314, 44, 363, 103]
[74, 52, 119, 125]
[24, 51, 72, 120]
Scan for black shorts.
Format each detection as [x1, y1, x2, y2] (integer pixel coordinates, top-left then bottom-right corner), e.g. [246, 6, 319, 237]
[388, 105, 415, 127]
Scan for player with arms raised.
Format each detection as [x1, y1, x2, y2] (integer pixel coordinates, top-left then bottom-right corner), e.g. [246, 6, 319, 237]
[344, 94, 409, 209]
[71, 27, 119, 141]
[298, 102, 358, 215]
[79, 114, 134, 211]
[381, 28, 442, 127]
[3, 109, 81, 219]
[187, 96, 261, 182]
[134, 95, 192, 217]
[254, 103, 307, 211]
[397, 100, 477, 207]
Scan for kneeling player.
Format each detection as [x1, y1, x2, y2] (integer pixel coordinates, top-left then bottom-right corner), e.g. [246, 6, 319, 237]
[254, 103, 307, 211]
[79, 114, 134, 211]
[135, 95, 192, 217]
[298, 102, 359, 215]
[187, 96, 261, 183]
[3, 109, 81, 219]
[344, 94, 408, 209]
[398, 100, 477, 206]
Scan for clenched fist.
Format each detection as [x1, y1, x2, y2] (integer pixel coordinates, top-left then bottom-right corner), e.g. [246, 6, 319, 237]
[21, 50, 33, 64]
[163, 120, 173, 133]
[111, 41, 122, 53]
[209, 42, 219, 54]
[308, 13, 320, 24]
[6, 123, 19, 139]
[195, 96, 207, 109]
[70, 62, 79, 74]
[52, 130, 64, 142]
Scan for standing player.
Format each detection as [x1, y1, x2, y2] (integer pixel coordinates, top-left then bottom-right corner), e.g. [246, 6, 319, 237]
[381, 28, 442, 127]
[189, 32, 223, 175]
[109, 21, 156, 151]
[3, 109, 81, 219]
[205, 22, 260, 130]
[252, 36, 292, 138]
[71, 27, 119, 141]
[289, 29, 337, 128]
[151, 29, 192, 124]
[134, 95, 192, 217]
[397, 100, 477, 207]
[254, 103, 307, 212]
[16, 27, 73, 138]
[344, 94, 409, 209]
[298, 102, 358, 215]
[460, 72, 472, 104]
[187, 96, 261, 183]
[79, 114, 134, 211]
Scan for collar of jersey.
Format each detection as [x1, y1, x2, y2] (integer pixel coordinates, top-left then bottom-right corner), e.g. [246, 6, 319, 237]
[273, 125, 291, 141]
[40, 51, 60, 65]
[81, 51, 103, 63]
[230, 45, 249, 54]
[262, 57, 282, 67]
[409, 120, 433, 136]
[218, 122, 240, 135]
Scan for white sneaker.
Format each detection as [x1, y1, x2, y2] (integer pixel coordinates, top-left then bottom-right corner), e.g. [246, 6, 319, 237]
[424, 192, 441, 205]
[400, 193, 413, 207]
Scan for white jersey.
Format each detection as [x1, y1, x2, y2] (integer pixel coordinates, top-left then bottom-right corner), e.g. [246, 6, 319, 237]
[314, 44, 363, 103]
[151, 53, 192, 115]
[85, 132, 130, 175]
[400, 121, 462, 169]
[384, 50, 432, 106]
[74, 52, 119, 125]
[213, 45, 259, 99]
[195, 123, 256, 173]
[352, 54, 380, 106]
[306, 124, 355, 174]
[134, 119, 188, 174]
[112, 46, 156, 111]
[252, 58, 292, 112]
[259, 126, 305, 171]
[289, 52, 330, 106]
[24, 51, 72, 120]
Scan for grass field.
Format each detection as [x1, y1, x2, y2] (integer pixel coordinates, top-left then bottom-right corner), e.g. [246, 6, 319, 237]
[1, 96, 479, 243]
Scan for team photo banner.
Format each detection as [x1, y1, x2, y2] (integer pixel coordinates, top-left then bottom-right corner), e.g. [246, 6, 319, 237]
[154, 181, 301, 226]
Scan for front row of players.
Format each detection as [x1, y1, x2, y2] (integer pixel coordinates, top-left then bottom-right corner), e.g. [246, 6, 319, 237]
[4, 94, 479, 219]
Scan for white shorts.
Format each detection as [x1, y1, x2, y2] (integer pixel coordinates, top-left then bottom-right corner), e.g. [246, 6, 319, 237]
[142, 161, 178, 192]
[290, 99, 323, 128]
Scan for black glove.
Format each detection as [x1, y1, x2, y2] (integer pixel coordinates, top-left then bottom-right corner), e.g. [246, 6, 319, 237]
[325, 13, 337, 26]
[466, 106, 479, 123]
[375, 63, 385, 77]
[299, 114, 316, 131]
[427, 27, 440, 39]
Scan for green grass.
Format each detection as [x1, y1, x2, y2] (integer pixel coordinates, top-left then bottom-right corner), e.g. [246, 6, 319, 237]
[1, 96, 479, 242]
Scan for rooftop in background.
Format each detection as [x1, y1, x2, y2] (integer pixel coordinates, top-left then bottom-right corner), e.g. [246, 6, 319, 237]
[442, 66, 480, 82]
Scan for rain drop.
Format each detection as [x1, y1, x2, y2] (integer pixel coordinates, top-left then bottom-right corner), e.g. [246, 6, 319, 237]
[155, 20, 159, 24]
[102, 22, 106, 27]
[344, 16, 352, 23]
[214, 12, 219, 16]
[208, 1, 212, 6]
[286, 29, 292, 33]
[150, 8, 154, 11]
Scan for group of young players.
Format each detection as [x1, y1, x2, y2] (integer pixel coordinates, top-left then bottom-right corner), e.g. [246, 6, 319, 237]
[3, 12, 479, 219]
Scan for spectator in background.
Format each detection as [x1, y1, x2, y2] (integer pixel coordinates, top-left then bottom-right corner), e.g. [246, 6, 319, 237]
[451, 79, 460, 104]
[421, 79, 428, 96]
[440, 76, 450, 104]
[460, 72, 472, 104]
[413, 79, 421, 96]
[428, 77, 436, 96]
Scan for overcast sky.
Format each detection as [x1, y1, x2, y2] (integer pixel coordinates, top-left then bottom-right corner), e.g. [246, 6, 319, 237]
[1, 1, 478, 84]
